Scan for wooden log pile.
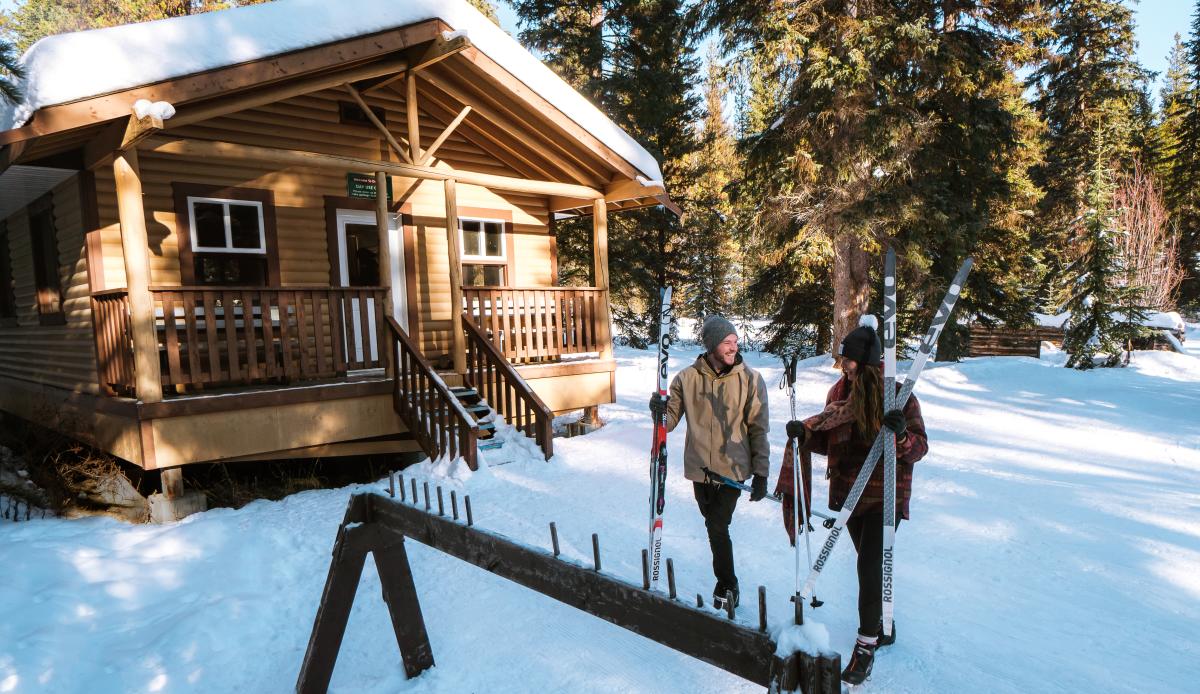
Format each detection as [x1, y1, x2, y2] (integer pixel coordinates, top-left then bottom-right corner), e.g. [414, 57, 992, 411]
[967, 324, 1065, 358]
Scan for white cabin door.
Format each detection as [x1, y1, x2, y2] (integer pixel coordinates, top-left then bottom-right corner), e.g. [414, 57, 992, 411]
[335, 210, 407, 366]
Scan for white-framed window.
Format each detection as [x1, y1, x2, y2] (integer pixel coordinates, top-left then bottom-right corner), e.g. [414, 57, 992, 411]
[188, 196, 267, 254]
[459, 217, 508, 287]
[459, 217, 505, 260]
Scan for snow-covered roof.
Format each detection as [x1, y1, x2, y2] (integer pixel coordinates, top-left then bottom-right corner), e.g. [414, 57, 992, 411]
[0, 0, 663, 182]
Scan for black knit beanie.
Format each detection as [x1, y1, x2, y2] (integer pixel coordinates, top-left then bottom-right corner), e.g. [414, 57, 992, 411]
[838, 315, 881, 365]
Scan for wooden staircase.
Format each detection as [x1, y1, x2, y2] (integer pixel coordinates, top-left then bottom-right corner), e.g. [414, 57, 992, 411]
[385, 316, 553, 471]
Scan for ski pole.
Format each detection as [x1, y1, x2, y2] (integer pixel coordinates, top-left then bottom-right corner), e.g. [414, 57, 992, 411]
[701, 469, 831, 521]
[786, 355, 821, 613]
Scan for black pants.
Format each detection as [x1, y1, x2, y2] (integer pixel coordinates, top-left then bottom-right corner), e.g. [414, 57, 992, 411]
[846, 512, 902, 635]
[693, 481, 741, 592]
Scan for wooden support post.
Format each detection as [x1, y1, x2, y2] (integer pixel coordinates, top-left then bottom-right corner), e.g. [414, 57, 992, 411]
[113, 149, 164, 404]
[161, 467, 184, 500]
[592, 198, 613, 361]
[372, 535, 436, 678]
[376, 170, 395, 375]
[407, 74, 421, 163]
[444, 179, 467, 375]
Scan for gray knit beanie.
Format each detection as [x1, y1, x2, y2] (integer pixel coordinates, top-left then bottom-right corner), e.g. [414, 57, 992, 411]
[700, 315, 738, 353]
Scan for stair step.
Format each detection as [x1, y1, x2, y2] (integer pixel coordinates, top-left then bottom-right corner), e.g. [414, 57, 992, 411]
[465, 403, 491, 415]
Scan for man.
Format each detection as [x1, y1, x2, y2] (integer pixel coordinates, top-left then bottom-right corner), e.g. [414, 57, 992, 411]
[649, 315, 770, 609]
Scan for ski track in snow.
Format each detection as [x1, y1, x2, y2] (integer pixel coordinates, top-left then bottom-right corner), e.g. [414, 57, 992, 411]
[2, 331, 1199, 693]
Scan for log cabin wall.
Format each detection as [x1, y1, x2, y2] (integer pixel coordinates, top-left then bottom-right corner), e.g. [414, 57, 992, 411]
[0, 176, 99, 393]
[91, 85, 554, 360]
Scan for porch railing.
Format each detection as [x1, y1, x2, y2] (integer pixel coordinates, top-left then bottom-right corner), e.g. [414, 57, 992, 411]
[462, 286, 607, 365]
[92, 289, 136, 395]
[92, 286, 390, 394]
[388, 317, 479, 469]
[462, 314, 553, 460]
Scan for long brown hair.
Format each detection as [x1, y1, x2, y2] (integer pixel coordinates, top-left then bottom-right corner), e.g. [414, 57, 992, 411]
[849, 364, 883, 438]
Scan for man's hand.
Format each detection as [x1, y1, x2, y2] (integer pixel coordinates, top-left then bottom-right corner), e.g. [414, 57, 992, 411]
[750, 474, 767, 502]
[649, 392, 668, 418]
[882, 408, 907, 436]
[785, 419, 807, 443]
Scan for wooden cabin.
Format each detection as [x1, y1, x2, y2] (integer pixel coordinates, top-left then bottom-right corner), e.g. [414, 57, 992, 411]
[0, 1, 672, 513]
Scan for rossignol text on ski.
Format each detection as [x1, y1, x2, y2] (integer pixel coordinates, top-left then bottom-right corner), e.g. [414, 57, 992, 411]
[801, 257, 974, 600]
[881, 247, 898, 637]
[647, 287, 673, 591]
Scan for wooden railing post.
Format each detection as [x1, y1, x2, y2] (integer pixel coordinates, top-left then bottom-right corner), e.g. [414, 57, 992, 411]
[376, 170, 395, 377]
[592, 199, 613, 361]
[113, 149, 164, 404]
[444, 179, 467, 375]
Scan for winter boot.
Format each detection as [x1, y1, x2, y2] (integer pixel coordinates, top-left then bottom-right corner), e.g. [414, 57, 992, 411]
[712, 584, 739, 610]
[841, 637, 877, 685]
[877, 620, 896, 648]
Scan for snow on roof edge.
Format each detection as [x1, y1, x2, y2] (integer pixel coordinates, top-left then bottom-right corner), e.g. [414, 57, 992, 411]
[0, 0, 663, 182]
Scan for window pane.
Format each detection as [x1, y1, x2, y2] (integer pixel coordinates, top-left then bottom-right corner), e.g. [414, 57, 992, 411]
[192, 202, 226, 248]
[483, 265, 505, 286]
[463, 264, 485, 287]
[195, 254, 267, 286]
[484, 222, 503, 257]
[228, 203, 263, 249]
[461, 220, 482, 256]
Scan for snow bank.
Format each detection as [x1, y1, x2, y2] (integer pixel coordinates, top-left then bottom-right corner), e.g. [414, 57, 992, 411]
[772, 620, 832, 657]
[1036, 310, 1186, 333]
[0, 0, 663, 182]
[3, 344, 1199, 692]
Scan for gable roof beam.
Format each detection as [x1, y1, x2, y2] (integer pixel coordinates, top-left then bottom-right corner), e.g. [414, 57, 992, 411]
[416, 86, 556, 180]
[142, 135, 603, 200]
[418, 68, 608, 187]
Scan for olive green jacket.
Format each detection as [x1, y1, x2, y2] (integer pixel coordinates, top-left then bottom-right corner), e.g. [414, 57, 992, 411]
[664, 354, 770, 483]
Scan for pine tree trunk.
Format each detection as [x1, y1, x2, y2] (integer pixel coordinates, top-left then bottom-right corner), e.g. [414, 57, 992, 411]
[833, 234, 872, 357]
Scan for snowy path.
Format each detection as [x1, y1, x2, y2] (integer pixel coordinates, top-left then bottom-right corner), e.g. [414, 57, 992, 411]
[2, 345, 1199, 693]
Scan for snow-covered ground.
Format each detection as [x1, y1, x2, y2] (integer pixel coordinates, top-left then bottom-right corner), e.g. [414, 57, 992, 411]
[2, 338, 1199, 693]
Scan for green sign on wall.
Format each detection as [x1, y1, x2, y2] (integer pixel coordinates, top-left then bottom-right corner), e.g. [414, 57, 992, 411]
[346, 172, 394, 203]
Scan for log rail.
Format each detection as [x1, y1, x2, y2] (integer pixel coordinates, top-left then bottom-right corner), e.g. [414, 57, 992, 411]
[388, 317, 479, 470]
[92, 286, 390, 394]
[462, 314, 553, 460]
[462, 286, 606, 365]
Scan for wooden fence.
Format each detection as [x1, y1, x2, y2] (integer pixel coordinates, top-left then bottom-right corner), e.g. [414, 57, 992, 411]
[93, 286, 389, 394]
[462, 286, 605, 364]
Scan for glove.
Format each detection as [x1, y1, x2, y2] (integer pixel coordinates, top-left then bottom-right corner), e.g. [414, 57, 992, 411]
[649, 392, 668, 418]
[750, 474, 767, 502]
[881, 408, 907, 436]
[785, 420, 807, 443]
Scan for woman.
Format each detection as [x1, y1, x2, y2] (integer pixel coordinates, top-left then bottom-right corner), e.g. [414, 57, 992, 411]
[779, 316, 928, 685]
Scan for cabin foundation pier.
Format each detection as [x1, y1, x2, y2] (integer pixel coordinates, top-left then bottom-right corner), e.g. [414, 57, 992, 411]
[149, 467, 207, 523]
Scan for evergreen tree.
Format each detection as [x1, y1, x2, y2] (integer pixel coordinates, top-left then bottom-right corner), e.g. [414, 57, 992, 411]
[603, 0, 701, 346]
[506, 1, 607, 103]
[708, 1, 1044, 356]
[1028, 0, 1147, 293]
[1060, 131, 1146, 369]
[1156, 34, 1191, 184]
[510, 0, 700, 347]
[0, 38, 22, 105]
[1169, 2, 1200, 310]
[676, 52, 739, 322]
